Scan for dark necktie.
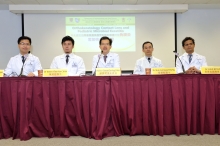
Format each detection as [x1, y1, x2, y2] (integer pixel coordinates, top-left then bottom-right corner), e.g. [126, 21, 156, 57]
[148, 58, 151, 63]
[66, 55, 69, 64]
[104, 56, 107, 63]
[189, 54, 192, 63]
[22, 56, 25, 64]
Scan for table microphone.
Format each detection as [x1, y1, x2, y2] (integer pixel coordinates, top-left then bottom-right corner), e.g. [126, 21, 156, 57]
[93, 51, 103, 76]
[173, 51, 185, 74]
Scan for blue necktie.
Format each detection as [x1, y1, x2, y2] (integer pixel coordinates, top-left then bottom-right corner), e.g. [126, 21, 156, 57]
[104, 56, 107, 63]
[22, 56, 25, 64]
[189, 54, 192, 63]
[66, 55, 69, 64]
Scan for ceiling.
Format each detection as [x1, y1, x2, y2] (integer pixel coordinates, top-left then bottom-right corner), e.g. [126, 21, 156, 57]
[0, 0, 219, 5]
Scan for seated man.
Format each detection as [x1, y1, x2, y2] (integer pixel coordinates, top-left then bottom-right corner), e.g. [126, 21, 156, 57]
[50, 36, 85, 76]
[4, 36, 42, 77]
[133, 41, 163, 75]
[176, 37, 207, 74]
[92, 36, 120, 75]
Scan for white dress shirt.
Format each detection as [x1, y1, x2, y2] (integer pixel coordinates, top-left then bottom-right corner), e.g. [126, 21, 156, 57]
[176, 52, 207, 73]
[4, 53, 42, 76]
[92, 52, 120, 74]
[133, 56, 163, 75]
[50, 53, 86, 76]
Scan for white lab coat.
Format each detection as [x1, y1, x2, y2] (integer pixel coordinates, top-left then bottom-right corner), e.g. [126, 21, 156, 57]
[176, 52, 207, 73]
[50, 53, 86, 76]
[133, 56, 163, 75]
[4, 53, 42, 76]
[92, 52, 120, 74]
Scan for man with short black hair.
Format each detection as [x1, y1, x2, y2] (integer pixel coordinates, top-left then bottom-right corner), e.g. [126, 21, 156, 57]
[92, 36, 120, 74]
[176, 37, 207, 74]
[133, 41, 163, 75]
[50, 36, 85, 76]
[4, 36, 42, 77]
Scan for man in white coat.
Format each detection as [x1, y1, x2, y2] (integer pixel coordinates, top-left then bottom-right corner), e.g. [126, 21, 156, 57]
[4, 36, 42, 77]
[50, 36, 85, 76]
[133, 41, 163, 75]
[176, 37, 207, 74]
[92, 36, 120, 75]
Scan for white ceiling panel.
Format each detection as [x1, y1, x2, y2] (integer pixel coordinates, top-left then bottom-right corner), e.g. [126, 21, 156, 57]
[0, 0, 13, 4]
[161, 0, 187, 4]
[208, 0, 220, 4]
[184, 0, 210, 4]
[113, 0, 137, 5]
[10, 0, 39, 4]
[137, 0, 162, 4]
[88, 0, 112, 5]
[36, 0, 64, 5]
[63, 0, 88, 5]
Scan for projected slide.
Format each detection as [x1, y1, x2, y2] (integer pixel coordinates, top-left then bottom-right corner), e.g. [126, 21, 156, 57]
[66, 17, 135, 52]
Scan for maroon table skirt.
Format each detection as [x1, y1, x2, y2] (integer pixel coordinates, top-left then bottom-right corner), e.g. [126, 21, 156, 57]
[0, 75, 220, 140]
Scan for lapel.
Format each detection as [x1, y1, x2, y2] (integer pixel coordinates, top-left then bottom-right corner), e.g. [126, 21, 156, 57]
[99, 55, 106, 67]
[68, 53, 75, 65]
[16, 54, 23, 67]
[24, 53, 32, 66]
[105, 53, 112, 65]
[181, 53, 189, 65]
[150, 56, 155, 66]
[143, 57, 150, 68]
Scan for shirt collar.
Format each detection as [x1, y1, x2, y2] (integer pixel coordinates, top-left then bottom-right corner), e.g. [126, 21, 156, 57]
[145, 56, 152, 60]
[63, 53, 74, 58]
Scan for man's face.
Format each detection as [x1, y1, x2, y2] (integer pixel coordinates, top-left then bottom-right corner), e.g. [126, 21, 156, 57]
[62, 40, 73, 54]
[142, 43, 153, 57]
[183, 40, 195, 53]
[18, 39, 31, 55]
[99, 39, 111, 54]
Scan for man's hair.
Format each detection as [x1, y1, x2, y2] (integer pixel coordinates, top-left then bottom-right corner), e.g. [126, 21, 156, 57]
[17, 36, 31, 45]
[182, 37, 195, 47]
[142, 41, 153, 49]
[99, 36, 112, 46]
[61, 36, 75, 45]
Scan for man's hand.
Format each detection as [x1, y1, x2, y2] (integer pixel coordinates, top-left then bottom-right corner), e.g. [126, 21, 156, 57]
[185, 66, 200, 74]
[191, 66, 201, 74]
[27, 72, 35, 77]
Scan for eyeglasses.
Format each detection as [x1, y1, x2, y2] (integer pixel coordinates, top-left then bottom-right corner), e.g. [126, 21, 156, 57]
[19, 43, 31, 46]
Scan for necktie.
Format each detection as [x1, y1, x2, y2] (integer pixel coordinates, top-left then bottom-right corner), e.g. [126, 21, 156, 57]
[104, 56, 107, 63]
[148, 58, 151, 63]
[189, 54, 192, 63]
[66, 55, 69, 64]
[22, 56, 25, 64]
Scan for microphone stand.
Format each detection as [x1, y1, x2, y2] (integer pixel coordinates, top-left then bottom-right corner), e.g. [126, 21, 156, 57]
[173, 51, 185, 74]
[93, 51, 103, 76]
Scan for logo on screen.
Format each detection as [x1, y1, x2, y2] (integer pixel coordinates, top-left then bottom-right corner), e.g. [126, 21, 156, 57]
[69, 18, 73, 22]
[75, 18, 80, 23]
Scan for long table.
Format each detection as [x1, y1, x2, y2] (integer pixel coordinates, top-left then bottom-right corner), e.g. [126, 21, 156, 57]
[0, 75, 220, 140]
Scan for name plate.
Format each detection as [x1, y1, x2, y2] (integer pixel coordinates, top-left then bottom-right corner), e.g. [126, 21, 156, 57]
[0, 70, 4, 77]
[151, 68, 176, 75]
[96, 68, 121, 76]
[201, 67, 220, 74]
[43, 69, 68, 77]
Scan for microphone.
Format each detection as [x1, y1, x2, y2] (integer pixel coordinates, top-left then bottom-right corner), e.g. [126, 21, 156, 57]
[93, 51, 103, 75]
[173, 51, 185, 74]
[148, 57, 151, 63]
[19, 53, 29, 77]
